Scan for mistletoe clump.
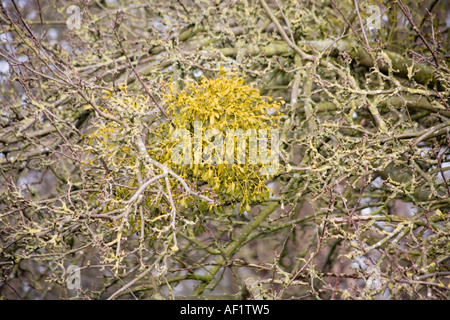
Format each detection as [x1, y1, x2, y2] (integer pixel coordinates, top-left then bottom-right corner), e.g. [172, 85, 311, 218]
[153, 69, 283, 212]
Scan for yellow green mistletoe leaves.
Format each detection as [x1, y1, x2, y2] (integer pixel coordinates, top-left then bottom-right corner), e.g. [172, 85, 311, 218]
[152, 70, 283, 212]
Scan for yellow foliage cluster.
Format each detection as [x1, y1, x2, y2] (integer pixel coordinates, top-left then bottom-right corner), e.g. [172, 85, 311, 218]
[152, 69, 283, 212]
